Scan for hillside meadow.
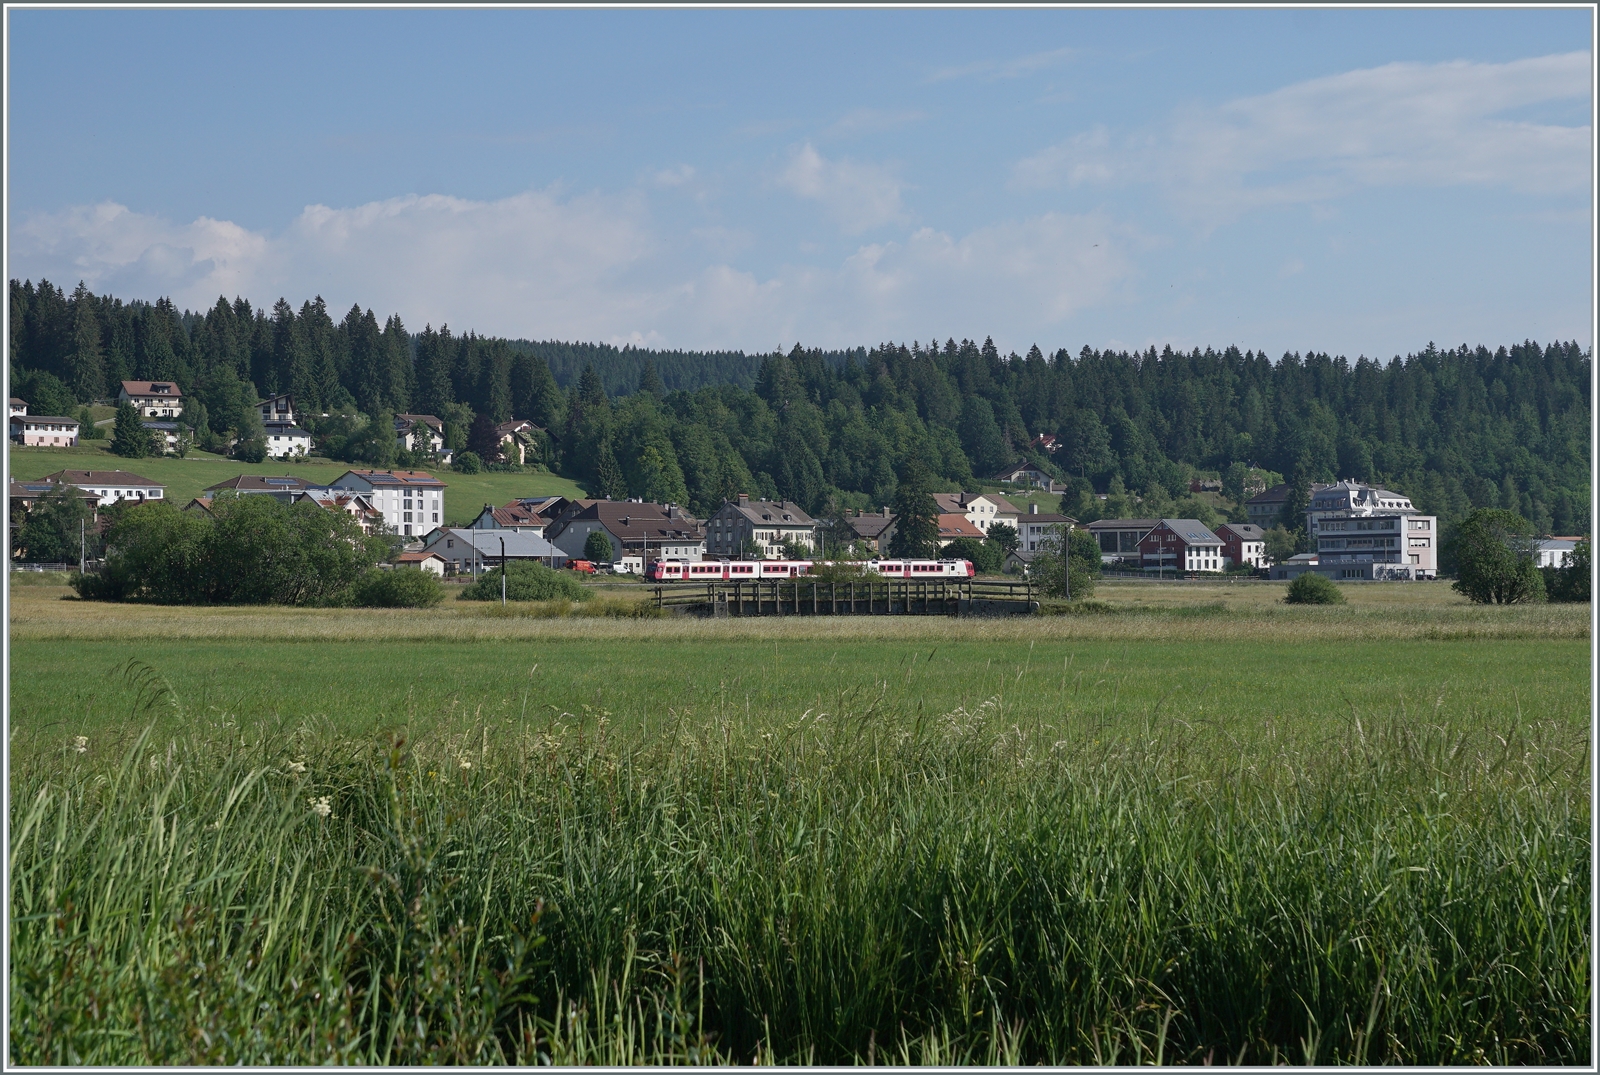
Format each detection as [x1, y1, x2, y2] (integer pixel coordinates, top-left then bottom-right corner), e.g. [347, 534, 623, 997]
[7, 579, 1591, 1063]
[8, 441, 585, 526]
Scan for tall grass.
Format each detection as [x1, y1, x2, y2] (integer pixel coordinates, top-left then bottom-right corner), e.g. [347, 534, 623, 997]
[10, 671, 1588, 1064]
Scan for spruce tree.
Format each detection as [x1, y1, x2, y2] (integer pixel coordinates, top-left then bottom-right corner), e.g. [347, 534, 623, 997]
[888, 459, 939, 559]
[637, 357, 665, 398]
[111, 401, 149, 458]
[594, 438, 626, 499]
[66, 284, 105, 402]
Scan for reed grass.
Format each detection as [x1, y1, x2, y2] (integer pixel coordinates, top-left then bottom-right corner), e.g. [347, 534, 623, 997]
[10, 672, 1589, 1064]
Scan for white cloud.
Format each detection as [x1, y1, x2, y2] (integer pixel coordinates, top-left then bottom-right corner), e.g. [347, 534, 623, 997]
[822, 108, 926, 139]
[930, 46, 1076, 83]
[10, 190, 1137, 352]
[776, 144, 907, 234]
[651, 164, 696, 187]
[1014, 52, 1592, 219]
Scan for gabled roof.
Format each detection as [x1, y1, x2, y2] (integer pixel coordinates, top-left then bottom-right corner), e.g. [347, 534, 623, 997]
[1086, 517, 1161, 531]
[423, 528, 565, 559]
[334, 469, 447, 489]
[262, 421, 311, 436]
[395, 414, 443, 432]
[120, 380, 182, 397]
[11, 480, 97, 500]
[397, 550, 446, 563]
[555, 500, 705, 542]
[37, 469, 163, 488]
[1219, 522, 1265, 539]
[495, 419, 541, 436]
[14, 414, 79, 424]
[932, 491, 1020, 515]
[1018, 512, 1075, 525]
[846, 511, 894, 539]
[721, 498, 814, 527]
[512, 496, 569, 519]
[205, 474, 319, 493]
[1248, 483, 1290, 505]
[477, 503, 544, 528]
[937, 514, 985, 539]
[993, 461, 1048, 479]
[1153, 519, 1224, 545]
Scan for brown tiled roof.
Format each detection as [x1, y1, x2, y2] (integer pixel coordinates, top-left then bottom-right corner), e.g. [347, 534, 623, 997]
[556, 500, 704, 542]
[205, 474, 319, 493]
[724, 498, 814, 527]
[847, 511, 894, 539]
[395, 414, 443, 432]
[937, 514, 985, 539]
[120, 380, 182, 397]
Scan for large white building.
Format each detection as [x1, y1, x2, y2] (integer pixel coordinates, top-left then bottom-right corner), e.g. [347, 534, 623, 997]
[327, 469, 446, 537]
[118, 380, 183, 419]
[1306, 481, 1417, 537]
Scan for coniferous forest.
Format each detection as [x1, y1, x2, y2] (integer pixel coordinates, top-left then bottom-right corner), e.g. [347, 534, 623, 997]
[8, 278, 1591, 537]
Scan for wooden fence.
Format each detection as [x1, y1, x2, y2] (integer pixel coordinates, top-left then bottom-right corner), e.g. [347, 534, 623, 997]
[652, 577, 1037, 616]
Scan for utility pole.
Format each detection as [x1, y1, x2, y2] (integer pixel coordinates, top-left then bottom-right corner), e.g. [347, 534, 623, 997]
[500, 536, 506, 606]
[80, 519, 86, 575]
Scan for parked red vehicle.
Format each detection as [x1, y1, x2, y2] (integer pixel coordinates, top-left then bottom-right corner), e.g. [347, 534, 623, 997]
[566, 559, 598, 574]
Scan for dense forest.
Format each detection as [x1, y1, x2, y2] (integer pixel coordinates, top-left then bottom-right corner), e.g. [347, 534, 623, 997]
[9, 278, 1592, 537]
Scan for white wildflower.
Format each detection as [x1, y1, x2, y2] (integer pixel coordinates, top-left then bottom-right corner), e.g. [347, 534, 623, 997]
[459, 759, 472, 770]
[309, 796, 332, 818]
[286, 761, 307, 774]
[72, 736, 88, 754]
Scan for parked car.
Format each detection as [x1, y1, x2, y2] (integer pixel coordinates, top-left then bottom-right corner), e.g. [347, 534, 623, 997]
[566, 559, 598, 574]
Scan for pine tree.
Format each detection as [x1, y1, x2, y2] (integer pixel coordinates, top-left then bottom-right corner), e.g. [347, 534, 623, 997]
[637, 357, 665, 398]
[111, 401, 150, 458]
[594, 438, 626, 499]
[66, 284, 105, 402]
[888, 459, 939, 559]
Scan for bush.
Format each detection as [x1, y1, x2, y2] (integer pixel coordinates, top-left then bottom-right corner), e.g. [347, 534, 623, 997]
[74, 495, 384, 605]
[458, 560, 590, 602]
[583, 530, 615, 564]
[1284, 573, 1346, 605]
[351, 567, 445, 608]
[231, 436, 267, 464]
[455, 451, 483, 475]
[1542, 539, 1590, 603]
[941, 537, 1002, 574]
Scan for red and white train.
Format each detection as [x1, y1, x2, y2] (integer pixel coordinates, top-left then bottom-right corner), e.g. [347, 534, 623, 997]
[646, 558, 975, 581]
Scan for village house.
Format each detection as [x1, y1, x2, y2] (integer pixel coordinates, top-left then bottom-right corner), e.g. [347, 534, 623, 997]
[10, 479, 102, 520]
[1138, 519, 1225, 574]
[936, 513, 986, 548]
[1534, 536, 1585, 568]
[1217, 522, 1268, 569]
[36, 469, 165, 507]
[395, 550, 447, 575]
[1029, 433, 1059, 455]
[257, 393, 295, 425]
[844, 509, 895, 556]
[1017, 505, 1076, 552]
[327, 469, 446, 538]
[1085, 518, 1160, 565]
[704, 495, 816, 559]
[932, 491, 1020, 533]
[118, 380, 183, 418]
[493, 419, 542, 465]
[141, 421, 189, 454]
[11, 412, 80, 447]
[419, 528, 567, 575]
[10, 398, 27, 418]
[1245, 484, 1291, 528]
[468, 500, 548, 534]
[992, 461, 1058, 490]
[545, 500, 706, 565]
[395, 414, 445, 455]
[204, 475, 321, 497]
[263, 420, 312, 458]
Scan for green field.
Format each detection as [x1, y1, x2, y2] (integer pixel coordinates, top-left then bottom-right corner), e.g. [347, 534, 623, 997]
[8, 442, 586, 525]
[8, 582, 1591, 1064]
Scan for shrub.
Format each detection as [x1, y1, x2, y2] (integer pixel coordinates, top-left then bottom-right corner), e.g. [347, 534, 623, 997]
[1542, 539, 1590, 603]
[231, 436, 267, 464]
[351, 567, 445, 608]
[583, 530, 615, 564]
[458, 560, 589, 602]
[455, 451, 483, 475]
[1450, 509, 1545, 604]
[943, 537, 1002, 574]
[1284, 573, 1346, 605]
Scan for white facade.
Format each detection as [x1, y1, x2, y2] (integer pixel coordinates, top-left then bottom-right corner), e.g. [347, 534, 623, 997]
[1311, 510, 1437, 578]
[37, 469, 164, 506]
[263, 421, 312, 458]
[119, 380, 183, 418]
[328, 470, 446, 537]
[933, 492, 1020, 532]
[421, 528, 566, 575]
[11, 415, 80, 447]
[1534, 538, 1581, 568]
[705, 495, 816, 559]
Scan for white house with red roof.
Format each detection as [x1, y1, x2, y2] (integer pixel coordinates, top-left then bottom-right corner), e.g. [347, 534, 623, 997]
[118, 380, 183, 418]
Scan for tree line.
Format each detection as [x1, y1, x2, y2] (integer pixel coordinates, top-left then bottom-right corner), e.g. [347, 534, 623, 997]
[10, 278, 1591, 540]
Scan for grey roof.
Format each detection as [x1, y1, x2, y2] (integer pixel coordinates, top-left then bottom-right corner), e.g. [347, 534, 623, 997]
[1219, 522, 1265, 539]
[1158, 519, 1224, 545]
[1247, 483, 1290, 505]
[846, 511, 894, 539]
[723, 498, 814, 527]
[1086, 518, 1161, 531]
[425, 528, 565, 559]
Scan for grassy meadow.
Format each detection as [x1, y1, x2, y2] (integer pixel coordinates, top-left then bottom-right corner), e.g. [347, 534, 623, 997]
[8, 580, 1591, 1064]
[8, 441, 586, 525]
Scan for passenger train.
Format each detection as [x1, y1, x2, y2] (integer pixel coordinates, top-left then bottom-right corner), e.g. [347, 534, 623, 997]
[645, 558, 975, 581]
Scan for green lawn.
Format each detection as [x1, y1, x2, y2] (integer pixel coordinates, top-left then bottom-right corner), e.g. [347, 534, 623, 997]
[8, 441, 587, 525]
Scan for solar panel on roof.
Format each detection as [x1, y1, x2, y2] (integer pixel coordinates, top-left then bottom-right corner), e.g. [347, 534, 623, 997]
[265, 478, 297, 486]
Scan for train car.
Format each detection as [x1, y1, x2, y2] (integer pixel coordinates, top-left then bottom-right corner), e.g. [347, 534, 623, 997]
[648, 558, 974, 581]
[866, 559, 975, 578]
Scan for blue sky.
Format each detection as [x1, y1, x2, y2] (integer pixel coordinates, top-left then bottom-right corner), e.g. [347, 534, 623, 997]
[6, 7, 1592, 358]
